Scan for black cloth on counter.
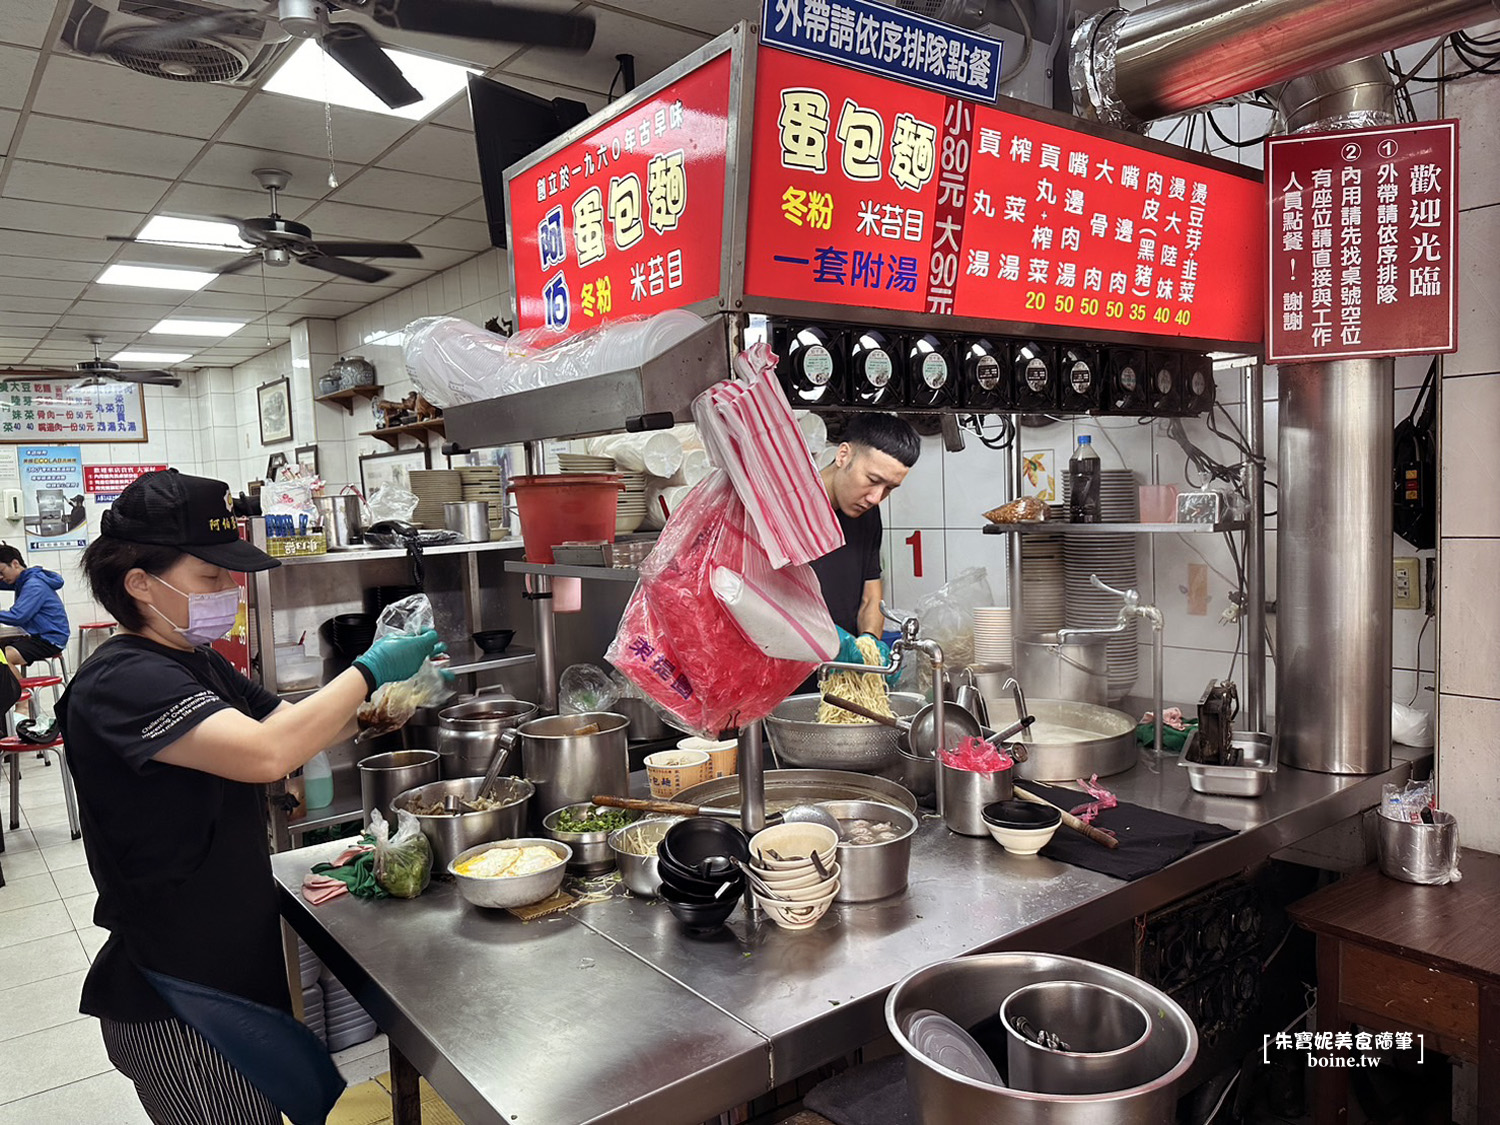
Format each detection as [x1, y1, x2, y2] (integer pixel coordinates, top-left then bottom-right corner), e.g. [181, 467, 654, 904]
[1028, 781, 1237, 882]
[803, 1054, 915, 1125]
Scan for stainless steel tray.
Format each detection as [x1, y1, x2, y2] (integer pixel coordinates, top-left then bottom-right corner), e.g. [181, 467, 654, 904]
[1179, 731, 1277, 797]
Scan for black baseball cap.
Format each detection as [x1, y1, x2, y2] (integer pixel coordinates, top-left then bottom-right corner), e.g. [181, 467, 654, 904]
[101, 469, 280, 572]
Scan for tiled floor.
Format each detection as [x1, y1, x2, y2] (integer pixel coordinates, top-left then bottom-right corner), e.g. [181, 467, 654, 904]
[0, 751, 394, 1123]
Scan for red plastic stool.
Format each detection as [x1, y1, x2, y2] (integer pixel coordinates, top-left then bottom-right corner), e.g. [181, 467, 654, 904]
[0, 735, 79, 841]
[78, 622, 117, 667]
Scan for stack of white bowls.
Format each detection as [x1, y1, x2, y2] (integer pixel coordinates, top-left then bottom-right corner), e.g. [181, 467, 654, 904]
[407, 469, 463, 529]
[556, 451, 616, 474]
[1061, 470, 1141, 701]
[617, 471, 648, 534]
[972, 606, 1014, 665]
[1019, 532, 1067, 633]
[320, 967, 378, 1052]
[457, 465, 507, 538]
[747, 823, 841, 931]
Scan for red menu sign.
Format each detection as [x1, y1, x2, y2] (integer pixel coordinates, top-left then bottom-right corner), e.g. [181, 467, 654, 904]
[85, 464, 165, 497]
[743, 46, 1264, 347]
[1266, 121, 1458, 362]
[506, 52, 733, 334]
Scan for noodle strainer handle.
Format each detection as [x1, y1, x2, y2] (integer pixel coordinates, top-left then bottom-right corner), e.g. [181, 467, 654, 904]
[819, 694, 905, 729]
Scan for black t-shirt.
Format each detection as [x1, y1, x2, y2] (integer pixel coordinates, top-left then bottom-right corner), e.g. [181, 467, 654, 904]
[58, 635, 287, 1023]
[810, 505, 884, 635]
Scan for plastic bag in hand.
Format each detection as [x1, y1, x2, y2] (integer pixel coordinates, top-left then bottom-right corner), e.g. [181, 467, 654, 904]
[369, 808, 432, 899]
[356, 594, 455, 740]
[559, 663, 619, 714]
[606, 472, 816, 739]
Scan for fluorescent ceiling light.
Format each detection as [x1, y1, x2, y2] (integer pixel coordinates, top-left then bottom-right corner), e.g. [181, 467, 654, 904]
[137, 216, 248, 251]
[264, 38, 478, 120]
[97, 264, 217, 291]
[112, 350, 193, 364]
[151, 318, 246, 337]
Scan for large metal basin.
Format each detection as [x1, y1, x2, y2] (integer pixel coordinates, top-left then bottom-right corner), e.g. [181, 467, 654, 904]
[764, 693, 927, 775]
[675, 768, 917, 827]
[985, 698, 1139, 781]
[887, 952, 1197, 1124]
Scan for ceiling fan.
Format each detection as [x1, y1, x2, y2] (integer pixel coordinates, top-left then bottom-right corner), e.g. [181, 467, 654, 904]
[92, 0, 596, 109]
[0, 337, 184, 388]
[110, 167, 421, 283]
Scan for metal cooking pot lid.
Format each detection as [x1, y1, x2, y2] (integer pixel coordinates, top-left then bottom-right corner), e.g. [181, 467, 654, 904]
[903, 1010, 1006, 1086]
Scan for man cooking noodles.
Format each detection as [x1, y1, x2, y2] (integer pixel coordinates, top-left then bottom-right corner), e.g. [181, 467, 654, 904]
[811, 413, 921, 666]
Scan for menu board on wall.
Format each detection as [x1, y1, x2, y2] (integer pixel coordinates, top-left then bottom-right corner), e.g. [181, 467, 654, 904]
[20, 445, 87, 552]
[743, 46, 1265, 348]
[1266, 120, 1458, 363]
[506, 50, 734, 334]
[0, 380, 147, 443]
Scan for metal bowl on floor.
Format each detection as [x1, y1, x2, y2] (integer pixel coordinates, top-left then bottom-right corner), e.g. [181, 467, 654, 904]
[764, 693, 927, 773]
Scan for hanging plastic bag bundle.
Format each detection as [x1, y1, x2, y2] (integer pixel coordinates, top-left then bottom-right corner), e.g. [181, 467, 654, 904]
[356, 594, 457, 740]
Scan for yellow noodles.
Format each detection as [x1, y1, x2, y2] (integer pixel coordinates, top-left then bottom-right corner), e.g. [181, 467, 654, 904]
[817, 635, 894, 724]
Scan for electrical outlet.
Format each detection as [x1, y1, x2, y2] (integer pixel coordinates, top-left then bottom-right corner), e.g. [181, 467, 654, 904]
[1394, 556, 1421, 609]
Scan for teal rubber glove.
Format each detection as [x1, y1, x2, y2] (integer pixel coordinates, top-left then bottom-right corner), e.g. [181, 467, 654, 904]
[835, 628, 890, 666]
[354, 628, 448, 688]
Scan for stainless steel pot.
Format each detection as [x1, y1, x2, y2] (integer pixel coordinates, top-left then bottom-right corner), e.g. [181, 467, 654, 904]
[443, 500, 491, 543]
[438, 698, 538, 777]
[1000, 980, 1153, 1095]
[358, 750, 440, 830]
[984, 698, 1138, 782]
[615, 695, 670, 743]
[498, 711, 630, 825]
[820, 799, 917, 902]
[393, 775, 534, 869]
[313, 494, 364, 548]
[938, 759, 1013, 836]
[887, 952, 1197, 1124]
[1016, 634, 1109, 706]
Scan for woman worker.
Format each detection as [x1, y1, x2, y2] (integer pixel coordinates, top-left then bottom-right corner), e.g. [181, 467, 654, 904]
[59, 469, 448, 1125]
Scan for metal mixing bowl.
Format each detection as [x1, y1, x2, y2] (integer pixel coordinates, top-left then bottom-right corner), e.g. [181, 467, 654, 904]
[542, 803, 642, 875]
[764, 693, 927, 773]
[607, 817, 682, 897]
[448, 838, 571, 910]
[395, 776, 534, 870]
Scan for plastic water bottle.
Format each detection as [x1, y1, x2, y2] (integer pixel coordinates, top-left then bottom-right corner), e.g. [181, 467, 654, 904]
[304, 751, 334, 811]
[1069, 435, 1101, 524]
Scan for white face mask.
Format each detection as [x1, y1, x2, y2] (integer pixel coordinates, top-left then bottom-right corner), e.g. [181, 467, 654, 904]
[149, 575, 241, 646]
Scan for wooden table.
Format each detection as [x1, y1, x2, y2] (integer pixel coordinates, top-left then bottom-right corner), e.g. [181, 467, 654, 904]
[1288, 848, 1500, 1123]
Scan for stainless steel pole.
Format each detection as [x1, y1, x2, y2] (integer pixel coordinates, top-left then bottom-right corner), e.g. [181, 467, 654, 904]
[1243, 363, 1268, 734]
[1009, 415, 1025, 645]
[525, 440, 558, 713]
[738, 723, 765, 834]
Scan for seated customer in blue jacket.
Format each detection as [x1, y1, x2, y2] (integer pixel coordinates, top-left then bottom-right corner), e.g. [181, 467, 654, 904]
[0, 544, 70, 677]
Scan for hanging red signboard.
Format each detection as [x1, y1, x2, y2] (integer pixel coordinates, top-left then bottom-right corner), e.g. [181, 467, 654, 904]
[743, 46, 1264, 348]
[506, 51, 734, 334]
[1266, 120, 1458, 363]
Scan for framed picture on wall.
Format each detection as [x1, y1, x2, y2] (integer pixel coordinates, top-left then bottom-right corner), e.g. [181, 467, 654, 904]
[294, 444, 319, 477]
[257, 377, 293, 446]
[359, 446, 430, 498]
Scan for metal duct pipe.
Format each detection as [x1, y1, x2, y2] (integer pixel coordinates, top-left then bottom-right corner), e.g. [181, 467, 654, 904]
[1072, 0, 1496, 128]
[1277, 361, 1394, 774]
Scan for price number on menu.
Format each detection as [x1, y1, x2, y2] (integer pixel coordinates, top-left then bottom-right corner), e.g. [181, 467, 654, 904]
[1026, 292, 1193, 326]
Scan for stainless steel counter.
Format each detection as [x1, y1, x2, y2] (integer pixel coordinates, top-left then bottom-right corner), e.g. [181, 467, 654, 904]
[272, 746, 1422, 1124]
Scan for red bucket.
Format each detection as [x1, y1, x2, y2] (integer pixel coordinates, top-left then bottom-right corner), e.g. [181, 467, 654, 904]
[509, 474, 624, 563]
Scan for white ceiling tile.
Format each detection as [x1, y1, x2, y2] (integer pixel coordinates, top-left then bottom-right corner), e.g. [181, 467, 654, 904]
[71, 299, 184, 320]
[184, 144, 356, 203]
[0, 3, 57, 48]
[0, 311, 62, 328]
[156, 181, 292, 222]
[32, 55, 247, 137]
[78, 281, 197, 306]
[0, 277, 85, 301]
[219, 95, 415, 164]
[0, 198, 146, 240]
[406, 245, 473, 271]
[105, 240, 241, 271]
[205, 273, 322, 298]
[16, 115, 207, 179]
[0, 254, 101, 282]
[303, 281, 397, 302]
[55, 313, 161, 333]
[330, 168, 478, 214]
[453, 198, 488, 221]
[0, 44, 38, 110]
[431, 99, 473, 131]
[1, 294, 73, 315]
[409, 216, 490, 251]
[0, 229, 113, 261]
[0, 108, 18, 156]
[378, 124, 481, 181]
[502, 9, 709, 96]
[275, 297, 366, 317]
[4, 160, 170, 212]
[180, 290, 292, 312]
[297, 200, 433, 241]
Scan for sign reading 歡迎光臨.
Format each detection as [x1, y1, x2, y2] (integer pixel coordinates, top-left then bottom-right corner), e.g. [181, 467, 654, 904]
[760, 0, 1003, 103]
[506, 51, 733, 334]
[743, 47, 1265, 348]
[1266, 120, 1458, 363]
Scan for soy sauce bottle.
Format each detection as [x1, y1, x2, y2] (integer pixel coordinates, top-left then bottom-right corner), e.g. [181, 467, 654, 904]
[849, 328, 904, 407]
[1068, 435, 1101, 523]
[1012, 340, 1058, 412]
[906, 333, 956, 408]
[1058, 344, 1103, 414]
[775, 322, 845, 406]
[961, 337, 1011, 411]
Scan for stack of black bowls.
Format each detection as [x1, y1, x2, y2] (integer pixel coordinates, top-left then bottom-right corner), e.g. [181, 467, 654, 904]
[656, 818, 750, 933]
[321, 613, 377, 678]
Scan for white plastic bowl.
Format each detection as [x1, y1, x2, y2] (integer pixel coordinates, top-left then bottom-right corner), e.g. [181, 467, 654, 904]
[983, 821, 1060, 856]
[755, 885, 839, 930]
[750, 822, 840, 870]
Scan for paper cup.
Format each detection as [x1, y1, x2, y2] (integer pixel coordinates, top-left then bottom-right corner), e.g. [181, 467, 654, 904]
[679, 737, 738, 779]
[646, 749, 711, 798]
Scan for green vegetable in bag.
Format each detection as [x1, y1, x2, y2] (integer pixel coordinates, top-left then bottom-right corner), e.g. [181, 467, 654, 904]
[370, 808, 432, 899]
